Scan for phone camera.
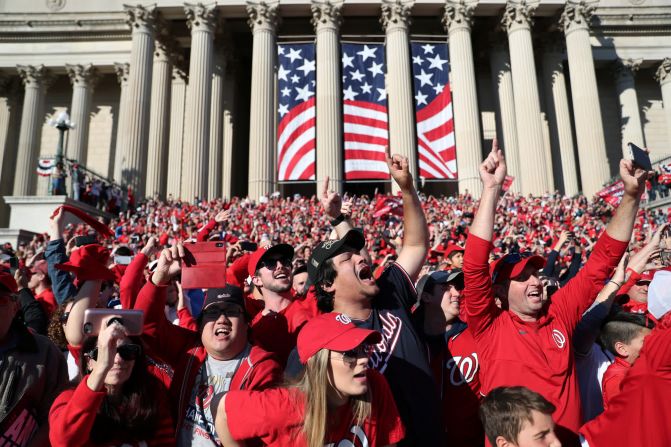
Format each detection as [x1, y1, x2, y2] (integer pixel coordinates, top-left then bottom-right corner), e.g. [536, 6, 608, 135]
[83, 322, 93, 334]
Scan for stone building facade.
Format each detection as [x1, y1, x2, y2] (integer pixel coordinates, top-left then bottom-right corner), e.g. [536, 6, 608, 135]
[0, 0, 669, 225]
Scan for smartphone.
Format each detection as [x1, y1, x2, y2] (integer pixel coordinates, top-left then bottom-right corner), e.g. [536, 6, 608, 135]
[82, 309, 144, 336]
[114, 255, 133, 265]
[628, 142, 653, 171]
[239, 241, 258, 252]
[8, 257, 19, 276]
[75, 234, 98, 247]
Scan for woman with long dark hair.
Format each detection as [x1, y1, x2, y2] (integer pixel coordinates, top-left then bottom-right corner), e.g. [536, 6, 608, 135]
[215, 312, 405, 447]
[49, 318, 175, 446]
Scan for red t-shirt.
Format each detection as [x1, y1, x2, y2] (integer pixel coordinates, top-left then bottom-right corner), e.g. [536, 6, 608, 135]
[226, 369, 405, 446]
[601, 357, 630, 411]
[463, 231, 627, 444]
[426, 324, 483, 447]
[35, 288, 57, 317]
[250, 299, 311, 363]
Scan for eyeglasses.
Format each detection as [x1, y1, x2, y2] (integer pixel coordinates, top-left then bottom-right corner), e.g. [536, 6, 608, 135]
[332, 344, 374, 367]
[86, 343, 142, 361]
[259, 257, 292, 270]
[201, 307, 244, 321]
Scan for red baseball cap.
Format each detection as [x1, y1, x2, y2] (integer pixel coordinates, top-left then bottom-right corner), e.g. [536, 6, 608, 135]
[247, 244, 294, 277]
[297, 312, 381, 364]
[0, 271, 18, 294]
[638, 270, 656, 283]
[30, 260, 48, 275]
[490, 252, 546, 284]
[444, 243, 464, 259]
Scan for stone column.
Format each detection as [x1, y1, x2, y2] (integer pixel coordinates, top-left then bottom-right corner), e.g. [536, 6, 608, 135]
[0, 75, 21, 224]
[489, 39, 520, 192]
[655, 58, 671, 150]
[381, 0, 417, 193]
[112, 62, 130, 180]
[167, 66, 188, 199]
[247, 1, 278, 200]
[209, 32, 226, 200]
[614, 58, 645, 155]
[221, 60, 237, 200]
[116, 4, 156, 198]
[65, 64, 98, 166]
[502, 0, 549, 195]
[14, 65, 51, 196]
[181, 3, 218, 201]
[312, 0, 343, 194]
[145, 35, 173, 199]
[443, 0, 483, 196]
[561, 0, 609, 197]
[541, 39, 578, 196]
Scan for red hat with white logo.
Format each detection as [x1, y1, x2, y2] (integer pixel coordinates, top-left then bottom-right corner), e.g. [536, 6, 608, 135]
[297, 312, 381, 364]
[490, 252, 546, 284]
[247, 244, 294, 277]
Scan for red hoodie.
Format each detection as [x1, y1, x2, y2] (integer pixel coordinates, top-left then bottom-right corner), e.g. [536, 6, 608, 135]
[463, 231, 627, 445]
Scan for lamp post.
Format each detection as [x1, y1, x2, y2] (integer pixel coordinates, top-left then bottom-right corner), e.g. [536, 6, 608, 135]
[48, 110, 75, 165]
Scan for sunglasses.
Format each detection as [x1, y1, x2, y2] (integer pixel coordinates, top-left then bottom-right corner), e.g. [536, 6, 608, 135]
[333, 344, 374, 366]
[86, 343, 142, 361]
[259, 257, 292, 270]
[201, 307, 244, 321]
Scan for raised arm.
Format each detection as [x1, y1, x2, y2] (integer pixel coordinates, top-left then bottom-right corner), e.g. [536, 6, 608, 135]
[45, 208, 78, 304]
[63, 279, 102, 347]
[605, 159, 650, 242]
[385, 146, 429, 281]
[469, 140, 506, 242]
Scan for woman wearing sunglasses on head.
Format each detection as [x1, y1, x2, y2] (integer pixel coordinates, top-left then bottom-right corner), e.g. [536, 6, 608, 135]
[49, 317, 176, 446]
[215, 312, 405, 447]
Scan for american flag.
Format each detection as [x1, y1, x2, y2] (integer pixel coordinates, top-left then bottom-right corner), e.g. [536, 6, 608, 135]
[342, 43, 390, 180]
[277, 43, 316, 181]
[411, 41, 457, 179]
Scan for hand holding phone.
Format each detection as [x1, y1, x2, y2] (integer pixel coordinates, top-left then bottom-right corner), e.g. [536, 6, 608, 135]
[75, 234, 98, 247]
[628, 142, 653, 172]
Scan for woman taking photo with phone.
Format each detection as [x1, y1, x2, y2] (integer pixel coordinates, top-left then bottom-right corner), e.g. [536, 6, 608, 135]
[215, 312, 405, 447]
[49, 317, 175, 446]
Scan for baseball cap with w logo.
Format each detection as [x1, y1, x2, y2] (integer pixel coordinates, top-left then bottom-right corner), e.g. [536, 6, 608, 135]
[306, 229, 365, 286]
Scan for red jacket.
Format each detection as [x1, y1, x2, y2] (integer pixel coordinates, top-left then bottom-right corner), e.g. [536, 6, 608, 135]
[120, 252, 148, 309]
[49, 375, 175, 446]
[134, 281, 283, 435]
[581, 315, 671, 447]
[601, 357, 630, 411]
[463, 232, 626, 444]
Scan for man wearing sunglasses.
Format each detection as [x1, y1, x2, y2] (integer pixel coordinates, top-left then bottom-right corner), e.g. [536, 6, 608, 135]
[247, 244, 312, 364]
[134, 249, 282, 447]
[463, 140, 649, 446]
[0, 270, 68, 445]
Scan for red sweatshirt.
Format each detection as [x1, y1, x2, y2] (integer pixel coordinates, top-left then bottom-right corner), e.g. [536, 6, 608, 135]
[120, 252, 148, 309]
[133, 281, 283, 435]
[49, 375, 175, 446]
[463, 231, 627, 444]
[581, 315, 671, 447]
[601, 357, 630, 411]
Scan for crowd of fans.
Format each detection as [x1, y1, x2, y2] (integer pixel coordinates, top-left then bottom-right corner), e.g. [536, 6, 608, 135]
[1, 143, 671, 447]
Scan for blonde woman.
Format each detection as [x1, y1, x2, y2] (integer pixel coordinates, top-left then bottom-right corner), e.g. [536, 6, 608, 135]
[215, 312, 405, 447]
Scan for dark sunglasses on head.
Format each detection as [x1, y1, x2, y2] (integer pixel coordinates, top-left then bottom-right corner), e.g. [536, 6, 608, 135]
[86, 343, 142, 362]
[59, 312, 70, 324]
[202, 306, 244, 321]
[259, 257, 292, 270]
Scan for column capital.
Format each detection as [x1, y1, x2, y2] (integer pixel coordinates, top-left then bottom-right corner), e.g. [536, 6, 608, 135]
[123, 4, 157, 35]
[17, 64, 52, 89]
[246, 1, 279, 33]
[443, 0, 476, 33]
[114, 62, 131, 85]
[654, 58, 671, 86]
[311, 0, 343, 32]
[184, 2, 219, 33]
[65, 63, 99, 90]
[501, 0, 538, 33]
[380, 0, 414, 32]
[614, 58, 642, 82]
[560, 0, 598, 35]
[172, 65, 188, 83]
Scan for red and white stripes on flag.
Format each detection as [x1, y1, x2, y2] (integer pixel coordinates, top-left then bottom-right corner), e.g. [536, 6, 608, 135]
[277, 43, 316, 181]
[342, 43, 390, 180]
[411, 41, 457, 180]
